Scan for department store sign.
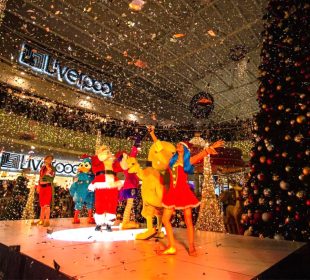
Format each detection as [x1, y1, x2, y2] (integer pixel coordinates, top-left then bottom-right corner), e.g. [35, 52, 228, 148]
[18, 43, 112, 97]
[0, 152, 79, 177]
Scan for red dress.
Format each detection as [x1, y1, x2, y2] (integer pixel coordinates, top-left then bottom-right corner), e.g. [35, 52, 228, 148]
[162, 164, 200, 209]
[38, 165, 55, 207]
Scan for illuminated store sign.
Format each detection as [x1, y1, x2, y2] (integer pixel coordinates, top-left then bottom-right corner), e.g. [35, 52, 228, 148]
[0, 152, 79, 177]
[18, 43, 112, 97]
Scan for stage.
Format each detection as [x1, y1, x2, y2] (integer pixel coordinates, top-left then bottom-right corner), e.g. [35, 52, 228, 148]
[0, 218, 306, 280]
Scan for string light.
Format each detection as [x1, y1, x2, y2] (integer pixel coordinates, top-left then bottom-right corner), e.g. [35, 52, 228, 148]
[0, 111, 152, 159]
[0, 0, 8, 27]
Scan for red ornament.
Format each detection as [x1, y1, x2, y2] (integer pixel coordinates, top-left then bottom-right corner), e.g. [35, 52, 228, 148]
[306, 200, 310, 206]
[257, 173, 265, 181]
[266, 159, 272, 165]
[295, 214, 300, 221]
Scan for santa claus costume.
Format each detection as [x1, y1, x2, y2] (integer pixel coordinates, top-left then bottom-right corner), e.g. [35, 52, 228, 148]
[88, 145, 122, 231]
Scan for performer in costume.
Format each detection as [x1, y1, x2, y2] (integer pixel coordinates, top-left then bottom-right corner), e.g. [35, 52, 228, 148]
[149, 127, 224, 256]
[114, 144, 140, 229]
[37, 155, 56, 227]
[70, 157, 95, 224]
[88, 145, 122, 231]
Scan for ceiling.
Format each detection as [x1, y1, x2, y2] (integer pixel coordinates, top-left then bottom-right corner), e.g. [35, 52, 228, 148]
[0, 0, 268, 125]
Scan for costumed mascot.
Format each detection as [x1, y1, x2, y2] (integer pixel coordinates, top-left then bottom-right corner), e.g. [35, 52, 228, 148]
[69, 157, 95, 224]
[127, 126, 176, 240]
[88, 144, 122, 231]
[114, 137, 141, 230]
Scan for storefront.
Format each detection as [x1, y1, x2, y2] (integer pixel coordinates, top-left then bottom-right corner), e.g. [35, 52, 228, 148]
[0, 151, 79, 188]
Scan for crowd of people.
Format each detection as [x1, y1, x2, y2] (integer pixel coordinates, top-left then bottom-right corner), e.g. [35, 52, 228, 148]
[0, 89, 253, 142]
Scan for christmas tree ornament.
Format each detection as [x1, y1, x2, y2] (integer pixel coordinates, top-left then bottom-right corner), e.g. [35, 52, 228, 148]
[302, 167, 309, 176]
[262, 212, 272, 222]
[285, 166, 292, 172]
[280, 180, 289, 190]
[263, 188, 271, 196]
[296, 115, 305, 123]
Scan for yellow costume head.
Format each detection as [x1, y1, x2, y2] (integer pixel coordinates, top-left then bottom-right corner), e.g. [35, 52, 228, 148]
[148, 141, 176, 171]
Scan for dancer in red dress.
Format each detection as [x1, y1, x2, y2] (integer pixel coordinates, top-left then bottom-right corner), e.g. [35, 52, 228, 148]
[157, 134, 224, 256]
[37, 155, 56, 227]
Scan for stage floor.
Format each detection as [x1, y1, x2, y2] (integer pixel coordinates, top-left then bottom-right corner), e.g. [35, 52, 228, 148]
[0, 218, 305, 280]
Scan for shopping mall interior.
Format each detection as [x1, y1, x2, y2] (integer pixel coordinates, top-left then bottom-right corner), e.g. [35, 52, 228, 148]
[0, 0, 309, 279]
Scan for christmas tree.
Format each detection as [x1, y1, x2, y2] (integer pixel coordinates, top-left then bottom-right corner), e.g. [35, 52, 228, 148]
[195, 156, 225, 232]
[5, 175, 29, 220]
[242, 0, 309, 241]
[22, 175, 37, 222]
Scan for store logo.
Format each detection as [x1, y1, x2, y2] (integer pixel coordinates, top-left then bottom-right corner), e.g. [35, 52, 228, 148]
[18, 43, 112, 97]
[0, 152, 79, 177]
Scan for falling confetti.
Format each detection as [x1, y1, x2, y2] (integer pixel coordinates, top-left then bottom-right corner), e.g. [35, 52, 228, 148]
[207, 30, 216, 37]
[134, 59, 147, 68]
[172, 33, 186, 39]
[129, 0, 145, 12]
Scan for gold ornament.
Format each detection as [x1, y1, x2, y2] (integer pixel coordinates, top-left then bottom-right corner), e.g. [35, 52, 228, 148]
[303, 167, 309, 176]
[280, 180, 289, 190]
[284, 135, 291, 141]
[294, 134, 303, 143]
[282, 152, 288, 157]
[296, 115, 305, 123]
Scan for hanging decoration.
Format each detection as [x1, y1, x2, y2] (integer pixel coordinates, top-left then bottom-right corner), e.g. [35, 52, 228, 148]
[189, 92, 214, 119]
[129, 0, 145, 12]
[229, 44, 248, 62]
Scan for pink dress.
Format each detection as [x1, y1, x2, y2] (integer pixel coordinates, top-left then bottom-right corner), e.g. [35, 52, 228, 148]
[162, 164, 200, 209]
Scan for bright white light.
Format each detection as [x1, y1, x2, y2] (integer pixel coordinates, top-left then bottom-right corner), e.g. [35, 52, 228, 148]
[48, 227, 165, 243]
[30, 146, 35, 150]
[78, 100, 92, 109]
[128, 113, 138, 121]
[10, 76, 29, 89]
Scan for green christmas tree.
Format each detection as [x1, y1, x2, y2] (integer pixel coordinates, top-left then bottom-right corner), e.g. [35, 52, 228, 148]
[242, 0, 309, 241]
[22, 175, 37, 222]
[5, 175, 29, 220]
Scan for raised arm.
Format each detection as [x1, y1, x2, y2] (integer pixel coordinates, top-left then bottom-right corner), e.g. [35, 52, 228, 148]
[190, 140, 225, 165]
[147, 125, 158, 143]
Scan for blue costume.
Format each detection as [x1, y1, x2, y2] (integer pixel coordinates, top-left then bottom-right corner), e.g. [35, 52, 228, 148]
[69, 158, 95, 224]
